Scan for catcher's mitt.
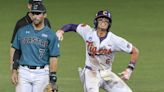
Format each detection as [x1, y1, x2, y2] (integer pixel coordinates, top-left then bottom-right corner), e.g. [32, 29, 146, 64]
[44, 83, 58, 92]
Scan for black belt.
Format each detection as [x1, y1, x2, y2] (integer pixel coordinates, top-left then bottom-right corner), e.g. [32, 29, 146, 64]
[85, 65, 92, 70]
[21, 65, 45, 69]
[88, 53, 101, 56]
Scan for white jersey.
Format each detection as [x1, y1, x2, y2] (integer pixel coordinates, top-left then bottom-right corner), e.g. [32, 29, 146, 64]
[76, 24, 132, 70]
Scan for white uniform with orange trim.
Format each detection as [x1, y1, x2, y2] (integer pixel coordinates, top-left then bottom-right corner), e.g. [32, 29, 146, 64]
[77, 24, 133, 92]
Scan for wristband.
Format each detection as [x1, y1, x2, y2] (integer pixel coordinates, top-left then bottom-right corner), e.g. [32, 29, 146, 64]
[49, 72, 57, 83]
[127, 61, 136, 70]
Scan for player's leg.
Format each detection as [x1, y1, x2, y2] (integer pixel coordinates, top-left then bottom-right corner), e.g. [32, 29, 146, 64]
[103, 80, 132, 92]
[32, 67, 49, 92]
[78, 67, 85, 83]
[32, 74, 49, 92]
[83, 68, 100, 92]
[16, 77, 32, 92]
[16, 66, 32, 92]
[102, 71, 132, 92]
[78, 67, 88, 92]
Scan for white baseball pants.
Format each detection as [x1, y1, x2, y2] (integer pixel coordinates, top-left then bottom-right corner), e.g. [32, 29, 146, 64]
[16, 65, 49, 92]
[78, 67, 132, 92]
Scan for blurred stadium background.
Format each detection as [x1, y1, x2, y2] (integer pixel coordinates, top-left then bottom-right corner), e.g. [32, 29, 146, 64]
[0, 0, 164, 92]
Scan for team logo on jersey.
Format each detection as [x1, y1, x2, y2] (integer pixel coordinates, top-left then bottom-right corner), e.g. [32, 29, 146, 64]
[42, 34, 48, 38]
[22, 37, 48, 47]
[86, 41, 112, 57]
[88, 37, 92, 41]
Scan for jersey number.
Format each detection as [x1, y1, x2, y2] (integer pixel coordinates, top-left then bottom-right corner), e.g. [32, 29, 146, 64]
[39, 49, 45, 58]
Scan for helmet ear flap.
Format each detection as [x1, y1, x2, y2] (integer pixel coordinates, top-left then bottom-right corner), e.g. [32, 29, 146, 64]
[94, 19, 98, 28]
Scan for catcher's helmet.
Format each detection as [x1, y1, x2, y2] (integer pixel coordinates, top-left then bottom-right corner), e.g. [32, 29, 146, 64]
[94, 10, 112, 31]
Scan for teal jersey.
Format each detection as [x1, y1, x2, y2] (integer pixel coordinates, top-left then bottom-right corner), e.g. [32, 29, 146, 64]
[12, 24, 60, 66]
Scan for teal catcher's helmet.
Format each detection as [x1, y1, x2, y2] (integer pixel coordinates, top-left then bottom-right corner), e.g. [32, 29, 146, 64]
[94, 10, 112, 31]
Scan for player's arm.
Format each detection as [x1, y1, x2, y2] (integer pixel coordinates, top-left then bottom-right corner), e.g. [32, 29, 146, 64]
[10, 21, 21, 69]
[12, 49, 21, 70]
[12, 50, 21, 70]
[10, 46, 15, 69]
[113, 35, 139, 80]
[10, 48, 21, 70]
[61, 24, 78, 32]
[128, 46, 139, 70]
[120, 46, 139, 80]
[49, 57, 58, 84]
[56, 24, 78, 40]
[48, 31, 60, 87]
[11, 48, 21, 85]
[11, 30, 21, 85]
[10, 22, 19, 83]
[10, 49, 20, 85]
[10, 27, 22, 84]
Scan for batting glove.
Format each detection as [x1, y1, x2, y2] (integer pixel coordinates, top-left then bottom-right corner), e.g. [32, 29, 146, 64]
[56, 30, 64, 41]
[119, 68, 133, 80]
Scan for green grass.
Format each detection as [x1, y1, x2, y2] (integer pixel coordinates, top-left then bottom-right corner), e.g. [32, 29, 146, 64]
[0, 0, 164, 92]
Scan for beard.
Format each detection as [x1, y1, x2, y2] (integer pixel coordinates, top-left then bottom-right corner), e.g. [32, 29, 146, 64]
[33, 18, 42, 26]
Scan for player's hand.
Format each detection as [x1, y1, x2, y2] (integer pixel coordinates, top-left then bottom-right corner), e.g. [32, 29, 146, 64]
[56, 30, 64, 41]
[118, 68, 133, 80]
[11, 69, 18, 85]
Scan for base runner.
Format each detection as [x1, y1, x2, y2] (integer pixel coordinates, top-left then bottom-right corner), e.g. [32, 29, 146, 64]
[56, 10, 139, 92]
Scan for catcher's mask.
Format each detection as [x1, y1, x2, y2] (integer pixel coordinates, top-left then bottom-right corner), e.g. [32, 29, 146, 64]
[94, 10, 112, 31]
